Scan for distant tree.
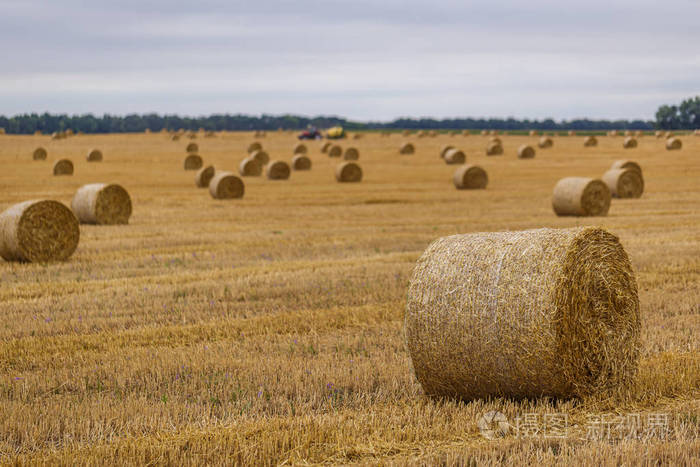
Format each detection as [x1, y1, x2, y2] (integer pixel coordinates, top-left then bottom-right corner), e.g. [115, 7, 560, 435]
[655, 96, 700, 129]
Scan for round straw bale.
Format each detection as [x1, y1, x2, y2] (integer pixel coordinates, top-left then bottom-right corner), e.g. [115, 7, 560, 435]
[624, 130, 632, 137]
[195, 165, 215, 188]
[453, 165, 488, 189]
[538, 136, 553, 148]
[417, 130, 426, 138]
[611, 159, 642, 174]
[552, 177, 611, 216]
[485, 141, 503, 156]
[666, 137, 682, 150]
[239, 156, 262, 176]
[444, 148, 466, 165]
[480, 130, 488, 136]
[568, 130, 576, 136]
[247, 142, 262, 154]
[292, 154, 312, 171]
[440, 145, 455, 159]
[86, 149, 103, 162]
[529, 130, 539, 136]
[71, 183, 132, 224]
[343, 147, 359, 160]
[635, 130, 643, 137]
[53, 159, 74, 175]
[184, 154, 203, 170]
[352, 133, 363, 140]
[293, 143, 307, 155]
[404, 226, 639, 399]
[655, 130, 663, 138]
[602, 168, 644, 199]
[428, 130, 437, 137]
[664, 131, 674, 138]
[328, 145, 342, 157]
[462, 130, 470, 136]
[186, 143, 198, 154]
[517, 145, 536, 159]
[0, 200, 80, 262]
[209, 172, 244, 199]
[609, 130, 619, 137]
[489, 136, 502, 145]
[583, 136, 598, 147]
[622, 137, 637, 149]
[171, 134, 180, 141]
[321, 142, 332, 153]
[403, 130, 411, 136]
[399, 142, 415, 154]
[266, 160, 291, 180]
[33, 147, 47, 161]
[251, 150, 269, 165]
[489, 130, 498, 135]
[335, 162, 362, 182]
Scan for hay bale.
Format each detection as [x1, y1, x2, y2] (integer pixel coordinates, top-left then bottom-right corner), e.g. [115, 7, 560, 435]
[184, 154, 203, 170]
[666, 137, 682, 150]
[403, 130, 411, 136]
[86, 149, 103, 162]
[33, 147, 47, 161]
[583, 136, 598, 147]
[486, 142, 503, 156]
[251, 150, 270, 165]
[352, 133, 363, 140]
[266, 160, 291, 180]
[195, 165, 215, 188]
[171, 134, 180, 141]
[404, 226, 639, 399]
[552, 177, 611, 216]
[321, 142, 332, 153]
[71, 183, 132, 224]
[489, 130, 498, 135]
[239, 157, 262, 176]
[417, 130, 427, 138]
[529, 130, 539, 136]
[444, 149, 466, 165]
[328, 145, 342, 157]
[440, 145, 455, 159]
[538, 136, 553, 148]
[453, 165, 488, 189]
[665, 131, 674, 139]
[53, 159, 74, 175]
[517, 145, 536, 159]
[480, 130, 488, 136]
[209, 172, 244, 199]
[609, 130, 619, 137]
[335, 162, 362, 182]
[624, 130, 632, 137]
[462, 130, 470, 136]
[611, 159, 642, 174]
[186, 143, 199, 154]
[655, 130, 663, 138]
[602, 168, 644, 198]
[399, 142, 415, 154]
[247, 142, 262, 154]
[635, 130, 643, 137]
[292, 154, 312, 171]
[489, 136, 502, 145]
[568, 130, 576, 136]
[293, 143, 307, 155]
[623, 137, 637, 149]
[0, 200, 80, 262]
[343, 147, 359, 160]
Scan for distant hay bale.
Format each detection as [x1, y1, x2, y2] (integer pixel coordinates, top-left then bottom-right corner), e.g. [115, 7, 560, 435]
[462, 130, 470, 136]
[187, 132, 197, 139]
[624, 130, 632, 137]
[51, 132, 61, 140]
[266, 160, 291, 180]
[321, 142, 332, 153]
[552, 177, 611, 216]
[655, 131, 663, 138]
[440, 145, 455, 159]
[195, 165, 216, 187]
[53, 159, 74, 175]
[251, 150, 270, 165]
[609, 130, 619, 137]
[293, 143, 307, 155]
[568, 130, 576, 136]
[489, 136, 502, 145]
[171, 134, 180, 141]
[444, 148, 466, 165]
[65, 129, 74, 136]
[538, 136, 553, 148]
[449, 130, 458, 136]
[453, 165, 488, 189]
[490, 130, 498, 135]
[34, 130, 42, 136]
[209, 172, 244, 199]
[328, 145, 342, 157]
[417, 130, 427, 138]
[602, 168, 644, 199]
[184, 154, 203, 170]
[529, 130, 539, 136]
[517, 145, 536, 159]
[292, 154, 312, 171]
[335, 162, 362, 182]
[247, 142, 263, 154]
[0, 200, 80, 262]
[664, 131, 674, 139]
[343, 147, 359, 160]
[583, 136, 598, 147]
[486, 141, 503, 156]
[480, 130, 488, 136]
[611, 159, 642, 174]
[33, 147, 47, 161]
[404, 226, 640, 399]
[352, 133, 363, 139]
[399, 142, 415, 154]
[86, 149, 103, 162]
[186, 143, 199, 154]
[71, 183, 132, 225]
[403, 130, 411, 136]
[205, 131, 216, 138]
[635, 130, 643, 137]
[239, 157, 262, 176]
[428, 130, 437, 137]
[623, 137, 638, 149]
[0, 128, 5, 135]
[666, 137, 682, 150]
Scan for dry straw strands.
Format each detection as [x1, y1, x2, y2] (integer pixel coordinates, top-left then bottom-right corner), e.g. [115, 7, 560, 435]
[453, 165, 488, 189]
[251, 150, 270, 165]
[239, 157, 262, 176]
[440, 145, 454, 159]
[444, 149, 466, 165]
[583, 136, 598, 147]
[293, 143, 307, 155]
[71, 183, 132, 225]
[404, 226, 640, 400]
[321, 142, 332, 153]
[33, 147, 47, 161]
[552, 177, 611, 216]
[291, 154, 312, 171]
[602, 169, 644, 198]
[247, 142, 263, 154]
[666, 137, 682, 150]
[623, 137, 638, 149]
[86, 149, 103, 162]
[611, 159, 642, 174]
[399, 142, 415, 154]
[328, 145, 342, 158]
[343, 147, 359, 160]
[538, 136, 553, 148]
[184, 154, 203, 170]
[53, 159, 74, 175]
[209, 172, 244, 199]
[486, 141, 503, 156]
[266, 160, 291, 180]
[0, 200, 80, 262]
[195, 165, 215, 188]
[335, 162, 362, 182]
[517, 145, 536, 159]
[186, 143, 199, 154]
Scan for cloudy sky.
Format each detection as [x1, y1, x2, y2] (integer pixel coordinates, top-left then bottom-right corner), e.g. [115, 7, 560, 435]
[1, 0, 698, 121]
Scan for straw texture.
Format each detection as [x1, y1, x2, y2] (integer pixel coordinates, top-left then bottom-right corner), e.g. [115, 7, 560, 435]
[343, 148, 359, 160]
[538, 136, 553, 148]
[292, 155, 312, 171]
[623, 137, 638, 149]
[583, 136, 598, 147]
[195, 165, 215, 188]
[444, 149, 466, 165]
[266, 160, 291, 180]
[666, 137, 682, 150]
[602, 169, 644, 198]
[239, 157, 262, 176]
[186, 143, 198, 154]
[335, 162, 362, 182]
[53, 159, 74, 175]
[440, 145, 455, 159]
[517, 145, 535, 159]
[328, 145, 342, 157]
[247, 142, 262, 154]
[33, 147, 47, 161]
[453, 165, 488, 189]
[399, 143, 415, 154]
[611, 160, 642, 174]
[209, 172, 244, 199]
[321, 142, 332, 153]
[71, 183, 132, 225]
[184, 154, 203, 170]
[251, 150, 269, 165]
[293, 143, 307, 155]
[486, 142, 503, 156]
[552, 177, 611, 216]
[86, 149, 103, 162]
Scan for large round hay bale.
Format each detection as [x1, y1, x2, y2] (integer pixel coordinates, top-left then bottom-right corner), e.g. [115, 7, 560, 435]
[453, 165, 488, 189]
[86, 149, 103, 162]
[321, 142, 332, 153]
[195, 165, 215, 188]
[611, 159, 642, 174]
[0, 200, 80, 262]
[186, 143, 198, 154]
[328, 145, 342, 157]
[552, 177, 611, 216]
[666, 137, 682, 150]
[343, 147, 359, 160]
[266, 160, 291, 180]
[602, 168, 644, 199]
[250, 150, 269, 165]
[184, 154, 203, 170]
[399, 142, 415, 154]
[517, 145, 536, 159]
[239, 157, 262, 176]
[440, 145, 455, 159]
[71, 183, 132, 224]
[486, 141, 503, 156]
[335, 162, 362, 182]
[444, 148, 465, 165]
[53, 159, 73, 175]
[583, 136, 598, 147]
[293, 143, 307, 155]
[622, 137, 637, 149]
[209, 172, 244, 199]
[247, 142, 262, 154]
[404, 226, 639, 399]
[538, 136, 553, 148]
[292, 154, 312, 171]
[33, 147, 47, 161]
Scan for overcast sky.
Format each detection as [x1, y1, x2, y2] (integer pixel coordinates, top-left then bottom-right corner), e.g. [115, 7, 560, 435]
[1, 0, 698, 121]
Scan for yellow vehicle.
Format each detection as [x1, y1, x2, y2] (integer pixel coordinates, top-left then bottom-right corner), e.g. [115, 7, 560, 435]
[326, 126, 345, 139]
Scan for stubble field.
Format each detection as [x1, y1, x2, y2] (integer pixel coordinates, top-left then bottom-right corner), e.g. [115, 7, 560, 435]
[0, 130, 698, 465]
